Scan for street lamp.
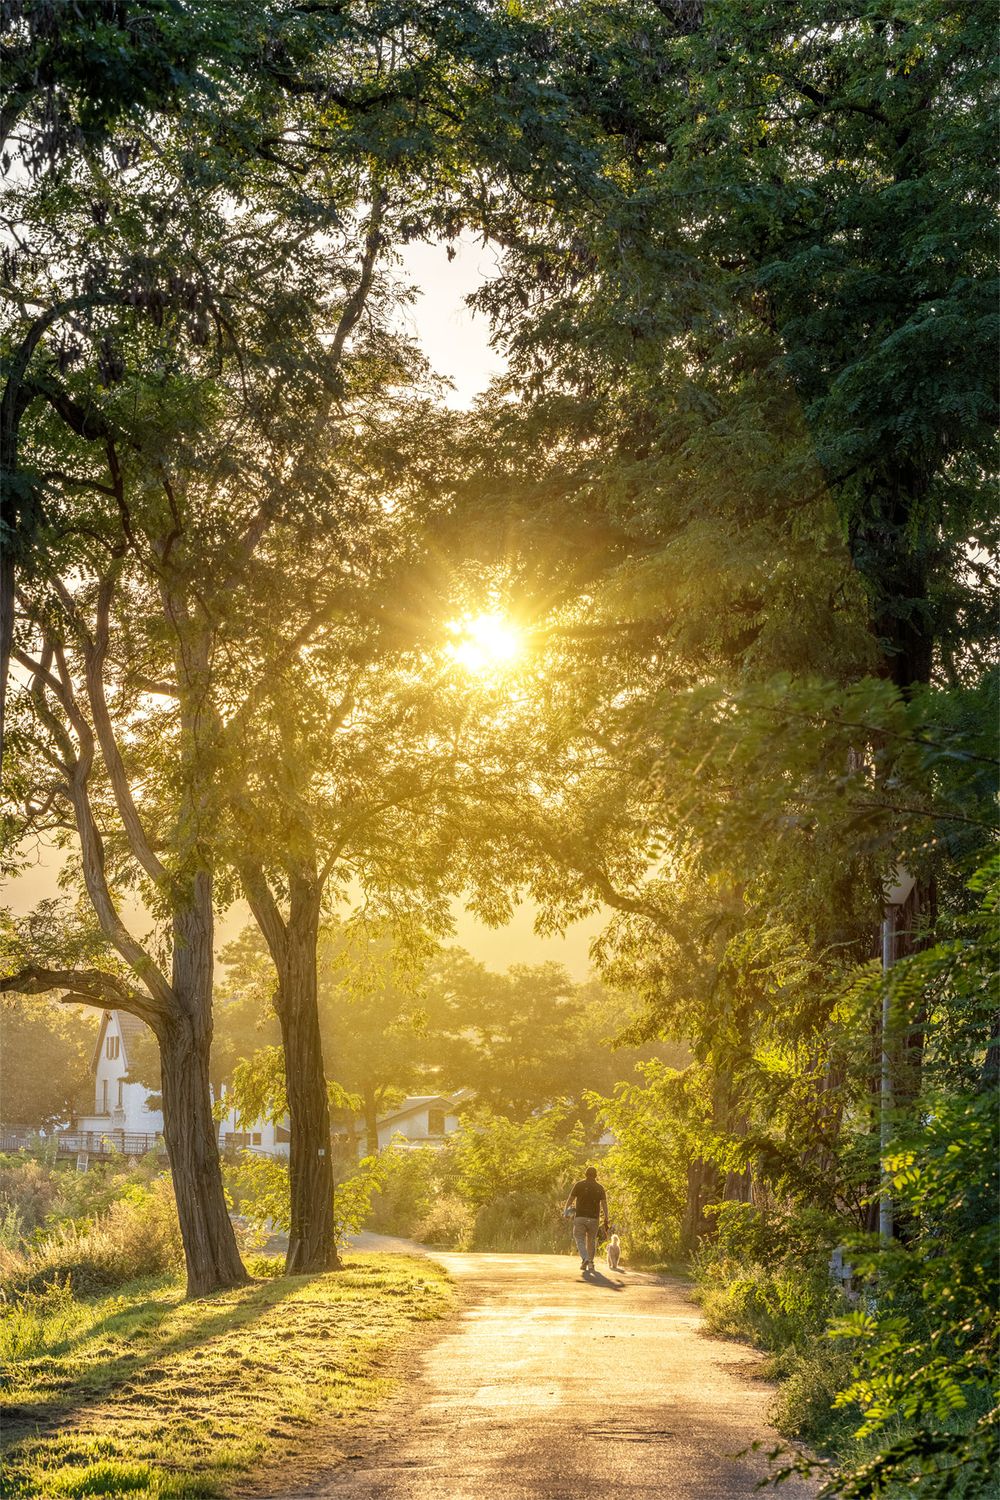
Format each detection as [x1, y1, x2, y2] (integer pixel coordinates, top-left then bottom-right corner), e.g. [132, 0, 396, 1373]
[879, 865, 915, 1242]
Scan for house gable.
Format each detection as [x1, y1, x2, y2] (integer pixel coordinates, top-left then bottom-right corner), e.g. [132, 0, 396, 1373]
[89, 1009, 151, 1078]
[376, 1094, 457, 1128]
[89, 1011, 113, 1075]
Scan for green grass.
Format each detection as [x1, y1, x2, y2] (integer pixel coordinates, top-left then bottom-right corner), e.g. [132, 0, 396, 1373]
[0, 1253, 453, 1499]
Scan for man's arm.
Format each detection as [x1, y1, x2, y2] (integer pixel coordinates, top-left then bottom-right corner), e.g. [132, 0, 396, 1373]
[600, 1187, 610, 1225]
[563, 1183, 577, 1213]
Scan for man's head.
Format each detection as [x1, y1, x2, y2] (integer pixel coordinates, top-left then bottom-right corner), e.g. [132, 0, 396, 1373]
[585, 1166, 598, 1181]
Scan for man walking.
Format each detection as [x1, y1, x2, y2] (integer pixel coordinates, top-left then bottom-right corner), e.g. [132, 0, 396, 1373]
[564, 1166, 609, 1273]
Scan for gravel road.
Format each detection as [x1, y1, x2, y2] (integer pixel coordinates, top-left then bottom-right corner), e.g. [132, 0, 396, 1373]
[264, 1238, 819, 1500]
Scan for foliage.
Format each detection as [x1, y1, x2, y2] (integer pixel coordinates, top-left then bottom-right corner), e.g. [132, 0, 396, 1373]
[0, 1153, 66, 1237]
[0, 1175, 182, 1295]
[441, 1109, 587, 1253]
[588, 1060, 691, 1260]
[694, 1203, 840, 1356]
[318, 923, 440, 1148]
[427, 950, 682, 1127]
[0, 1150, 165, 1239]
[367, 1145, 440, 1237]
[823, 1090, 999, 1497]
[225, 1148, 389, 1250]
[467, 1192, 568, 1255]
[333, 1154, 392, 1248]
[223, 1152, 292, 1235]
[449, 1109, 584, 1208]
[0, 958, 98, 1129]
[209, 928, 282, 1095]
[688, 870, 1000, 1496]
[414, 1193, 474, 1250]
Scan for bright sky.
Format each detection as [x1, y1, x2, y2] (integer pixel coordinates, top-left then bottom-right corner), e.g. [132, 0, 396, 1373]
[398, 237, 506, 406]
[2, 239, 605, 981]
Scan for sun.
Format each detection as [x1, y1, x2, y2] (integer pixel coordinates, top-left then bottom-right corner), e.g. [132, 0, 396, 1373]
[446, 612, 522, 676]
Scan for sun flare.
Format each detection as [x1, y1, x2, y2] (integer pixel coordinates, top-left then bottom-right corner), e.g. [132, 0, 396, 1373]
[446, 612, 522, 675]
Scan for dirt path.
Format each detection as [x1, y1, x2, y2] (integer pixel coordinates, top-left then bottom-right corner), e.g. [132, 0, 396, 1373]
[258, 1238, 818, 1500]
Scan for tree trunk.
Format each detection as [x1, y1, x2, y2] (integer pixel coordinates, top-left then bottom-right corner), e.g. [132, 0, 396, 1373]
[680, 1156, 721, 1251]
[848, 462, 935, 696]
[363, 1086, 380, 1157]
[161, 874, 246, 1297]
[0, 541, 12, 765]
[277, 874, 339, 1273]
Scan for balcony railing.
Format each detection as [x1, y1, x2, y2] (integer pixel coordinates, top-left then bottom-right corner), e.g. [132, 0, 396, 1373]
[0, 1129, 166, 1159]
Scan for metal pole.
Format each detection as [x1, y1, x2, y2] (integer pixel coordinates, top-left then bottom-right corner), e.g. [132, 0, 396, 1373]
[879, 905, 895, 1242]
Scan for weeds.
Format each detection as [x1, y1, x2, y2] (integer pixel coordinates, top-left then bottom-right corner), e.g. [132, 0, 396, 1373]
[0, 1177, 183, 1296]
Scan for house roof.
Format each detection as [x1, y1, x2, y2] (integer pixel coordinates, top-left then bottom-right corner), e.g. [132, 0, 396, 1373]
[376, 1094, 458, 1126]
[116, 1012, 147, 1062]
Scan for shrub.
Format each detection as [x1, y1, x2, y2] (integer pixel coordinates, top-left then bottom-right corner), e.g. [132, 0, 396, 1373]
[334, 1155, 388, 1245]
[243, 1253, 286, 1279]
[224, 1153, 290, 1233]
[415, 1193, 473, 1249]
[0, 1176, 183, 1295]
[470, 1191, 569, 1254]
[367, 1147, 439, 1236]
[769, 1340, 859, 1448]
[693, 1202, 839, 1352]
[0, 1278, 81, 1365]
[0, 1152, 166, 1249]
[451, 1112, 583, 1207]
[0, 1154, 65, 1236]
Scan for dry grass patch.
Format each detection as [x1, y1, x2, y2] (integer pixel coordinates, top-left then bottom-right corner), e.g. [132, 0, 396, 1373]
[0, 1253, 452, 1499]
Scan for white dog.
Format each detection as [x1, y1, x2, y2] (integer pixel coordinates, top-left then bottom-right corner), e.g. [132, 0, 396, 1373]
[606, 1228, 623, 1271]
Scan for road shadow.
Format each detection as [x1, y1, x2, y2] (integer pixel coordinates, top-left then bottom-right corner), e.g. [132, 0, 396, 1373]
[582, 1269, 625, 1291]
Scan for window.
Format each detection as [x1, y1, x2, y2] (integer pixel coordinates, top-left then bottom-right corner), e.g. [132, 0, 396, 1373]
[251, 1132, 262, 1146]
[106, 1035, 120, 1060]
[117, 1080, 123, 1108]
[102, 1079, 109, 1113]
[427, 1109, 446, 1137]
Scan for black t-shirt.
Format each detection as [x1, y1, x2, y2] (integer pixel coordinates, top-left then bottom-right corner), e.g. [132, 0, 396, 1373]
[570, 1179, 606, 1218]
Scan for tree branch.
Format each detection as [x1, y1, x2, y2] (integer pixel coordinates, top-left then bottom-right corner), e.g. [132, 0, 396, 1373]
[0, 965, 163, 1029]
[238, 862, 289, 969]
[82, 568, 167, 885]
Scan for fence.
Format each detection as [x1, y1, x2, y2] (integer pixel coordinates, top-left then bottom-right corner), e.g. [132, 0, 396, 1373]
[0, 1129, 165, 1159]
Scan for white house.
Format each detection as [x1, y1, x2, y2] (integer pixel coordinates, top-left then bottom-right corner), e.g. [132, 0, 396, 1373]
[66, 1011, 463, 1163]
[66, 1010, 289, 1158]
[216, 1096, 290, 1158]
[351, 1094, 464, 1157]
[73, 1009, 164, 1150]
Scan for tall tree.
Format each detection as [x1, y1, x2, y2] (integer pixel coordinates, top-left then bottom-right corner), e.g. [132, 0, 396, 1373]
[217, 0, 627, 1271]
[2, 0, 620, 1283]
[0, 41, 420, 1289]
[457, 0, 997, 1243]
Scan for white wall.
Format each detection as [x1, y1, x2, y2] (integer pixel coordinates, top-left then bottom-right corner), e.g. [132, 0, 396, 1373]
[77, 1015, 162, 1137]
[372, 1105, 461, 1153]
[217, 1103, 290, 1157]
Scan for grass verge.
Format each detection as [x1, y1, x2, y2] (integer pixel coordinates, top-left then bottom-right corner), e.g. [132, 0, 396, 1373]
[0, 1252, 452, 1499]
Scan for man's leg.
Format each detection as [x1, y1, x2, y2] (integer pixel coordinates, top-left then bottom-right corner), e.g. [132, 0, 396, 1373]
[573, 1218, 588, 1266]
[585, 1219, 598, 1266]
